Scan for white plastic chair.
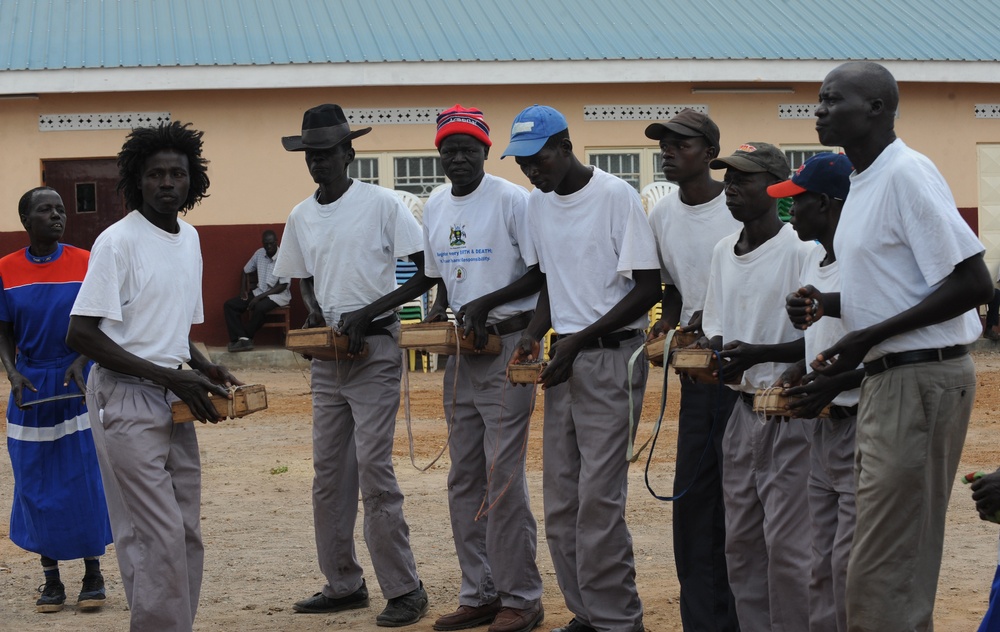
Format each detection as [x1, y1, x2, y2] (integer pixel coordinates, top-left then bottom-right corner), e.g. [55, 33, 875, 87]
[640, 181, 679, 214]
[430, 182, 451, 199]
[394, 189, 425, 224]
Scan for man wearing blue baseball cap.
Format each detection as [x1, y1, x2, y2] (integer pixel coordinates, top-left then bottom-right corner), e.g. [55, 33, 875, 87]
[504, 105, 661, 632]
[770, 152, 862, 632]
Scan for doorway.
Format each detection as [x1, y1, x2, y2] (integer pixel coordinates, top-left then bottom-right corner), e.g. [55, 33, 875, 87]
[42, 158, 124, 251]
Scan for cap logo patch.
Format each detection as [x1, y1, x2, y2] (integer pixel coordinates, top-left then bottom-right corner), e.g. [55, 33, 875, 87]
[738, 143, 758, 153]
[512, 121, 535, 134]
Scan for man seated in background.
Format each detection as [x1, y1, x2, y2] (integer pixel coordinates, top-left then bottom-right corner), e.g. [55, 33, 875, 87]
[223, 229, 290, 351]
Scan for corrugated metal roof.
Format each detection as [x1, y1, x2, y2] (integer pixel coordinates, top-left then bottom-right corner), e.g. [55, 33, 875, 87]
[1, 0, 998, 72]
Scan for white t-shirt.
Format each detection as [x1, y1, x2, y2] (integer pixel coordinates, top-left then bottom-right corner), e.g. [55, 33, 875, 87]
[527, 167, 660, 334]
[273, 181, 423, 325]
[423, 174, 538, 324]
[702, 223, 813, 393]
[70, 211, 204, 368]
[799, 245, 860, 407]
[834, 139, 984, 361]
[647, 190, 742, 325]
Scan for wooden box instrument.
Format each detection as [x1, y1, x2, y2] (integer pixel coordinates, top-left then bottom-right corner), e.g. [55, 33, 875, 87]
[752, 388, 830, 418]
[669, 348, 743, 385]
[645, 330, 698, 367]
[171, 384, 268, 424]
[285, 327, 368, 360]
[507, 362, 547, 384]
[398, 322, 502, 355]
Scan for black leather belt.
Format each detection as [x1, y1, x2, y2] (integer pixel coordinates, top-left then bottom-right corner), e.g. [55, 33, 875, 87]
[366, 313, 399, 337]
[863, 345, 968, 376]
[486, 310, 534, 336]
[828, 404, 859, 420]
[552, 329, 641, 349]
[739, 391, 755, 407]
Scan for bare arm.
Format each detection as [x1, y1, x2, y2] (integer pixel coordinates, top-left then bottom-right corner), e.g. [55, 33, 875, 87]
[338, 252, 436, 354]
[510, 279, 552, 369]
[459, 265, 544, 349]
[649, 283, 682, 339]
[540, 268, 661, 389]
[299, 277, 324, 328]
[814, 253, 993, 376]
[425, 280, 450, 322]
[67, 315, 237, 423]
[0, 320, 35, 407]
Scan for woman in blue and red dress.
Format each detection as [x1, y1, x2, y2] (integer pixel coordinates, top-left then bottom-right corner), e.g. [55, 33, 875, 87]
[0, 187, 112, 613]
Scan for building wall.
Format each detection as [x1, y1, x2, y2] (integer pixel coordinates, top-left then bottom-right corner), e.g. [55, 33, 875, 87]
[1, 79, 996, 343]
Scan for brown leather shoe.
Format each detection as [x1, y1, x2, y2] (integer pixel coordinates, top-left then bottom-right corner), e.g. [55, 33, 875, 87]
[488, 604, 544, 632]
[433, 599, 502, 631]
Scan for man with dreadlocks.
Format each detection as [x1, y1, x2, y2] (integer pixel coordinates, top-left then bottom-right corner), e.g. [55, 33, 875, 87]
[67, 121, 241, 632]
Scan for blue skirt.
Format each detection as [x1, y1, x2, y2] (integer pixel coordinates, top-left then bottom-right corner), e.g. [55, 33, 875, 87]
[6, 354, 112, 560]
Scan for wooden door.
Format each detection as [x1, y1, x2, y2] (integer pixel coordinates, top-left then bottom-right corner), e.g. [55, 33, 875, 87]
[42, 158, 124, 251]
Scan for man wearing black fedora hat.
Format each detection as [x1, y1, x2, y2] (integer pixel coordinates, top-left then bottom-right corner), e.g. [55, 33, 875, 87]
[274, 103, 430, 626]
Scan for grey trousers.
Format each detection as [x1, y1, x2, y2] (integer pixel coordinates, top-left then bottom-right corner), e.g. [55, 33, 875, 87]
[543, 335, 645, 632]
[442, 330, 543, 609]
[310, 323, 420, 600]
[809, 414, 857, 632]
[722, 397, 813, 632]
[87, 366, 203, 632]
[846, 356, 974, 632]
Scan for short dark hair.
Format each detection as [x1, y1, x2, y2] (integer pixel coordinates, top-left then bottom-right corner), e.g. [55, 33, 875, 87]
[262, 229, 277, 240]
[117, 121, 210, 214]
[17, 186, 57, 222]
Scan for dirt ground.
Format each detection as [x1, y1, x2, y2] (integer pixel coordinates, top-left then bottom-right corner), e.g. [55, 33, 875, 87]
[2, 353, 1000, 631]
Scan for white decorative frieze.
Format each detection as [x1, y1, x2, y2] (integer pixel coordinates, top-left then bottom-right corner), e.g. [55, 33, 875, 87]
[976, 104, 1000, 119]
[778, 104, 817, 119]
[39, 112, 171, 131]
[344, 108, 444, 125]
[583, 104, 708, 121]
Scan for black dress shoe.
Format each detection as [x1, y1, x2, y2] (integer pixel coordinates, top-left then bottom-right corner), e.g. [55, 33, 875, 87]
[293, 580, 369, 613]
[550, 619, 597, 632]
[377, 582, 429, 627]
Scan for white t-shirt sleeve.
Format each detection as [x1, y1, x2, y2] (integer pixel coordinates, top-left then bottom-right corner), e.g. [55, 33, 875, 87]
[895, 165, 985, 287]
[647, 200, 675, 286]
[508, 187, 538, 268]
[272, 211, 310, 279]
[700, 240, 725, 340]
[193, 255, 204, 324]
[392, 200, 424, 259]
[422, 219, 442, 279]
[71, 235, 124, 322]
[615, 190, 660, 279]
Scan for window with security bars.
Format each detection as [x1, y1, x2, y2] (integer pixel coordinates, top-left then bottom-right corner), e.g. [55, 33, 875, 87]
[652, 153, 668, 182]
[585, 147, 665, 191]
[394, 156, 446, 196]
[782, 145, 844, 175]
[347, 157, 379, 184]
[588, 152, 642, 190]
